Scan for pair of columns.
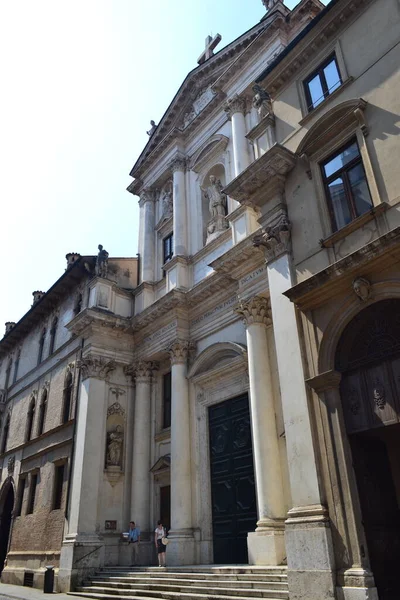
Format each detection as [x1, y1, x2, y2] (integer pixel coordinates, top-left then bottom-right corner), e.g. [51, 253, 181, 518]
[128, 341, 192, 546]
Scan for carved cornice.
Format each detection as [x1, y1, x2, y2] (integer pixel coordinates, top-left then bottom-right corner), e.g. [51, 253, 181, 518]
[224, 94, 248, 118]
[67, 307, 132, 338]
[306, 370, 342, 393]
[131, 289, 187, 332]
[223, 144, 296, 206]
[236, 296, 272, 327]
[189, 135, 229, 174]
[167, 339, 195, 365]
[209, 232, 264, 281]
[253, 209, 291, 263]
[78, 355, 116, 381]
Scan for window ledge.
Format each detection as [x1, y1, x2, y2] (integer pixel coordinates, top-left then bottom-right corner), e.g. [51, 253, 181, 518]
[320, 202, 388, 248]
[299, 77, 354, 127]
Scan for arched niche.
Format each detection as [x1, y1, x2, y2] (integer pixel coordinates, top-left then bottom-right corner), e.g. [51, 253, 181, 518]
[200, 164, 229, 246]
[188, 342, 247, 380]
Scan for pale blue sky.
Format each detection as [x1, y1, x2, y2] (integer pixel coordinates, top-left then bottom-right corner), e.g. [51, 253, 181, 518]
[0, 0, 328, 329]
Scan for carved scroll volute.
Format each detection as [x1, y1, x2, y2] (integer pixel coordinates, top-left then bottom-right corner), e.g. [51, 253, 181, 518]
[236, 296, 272, 327]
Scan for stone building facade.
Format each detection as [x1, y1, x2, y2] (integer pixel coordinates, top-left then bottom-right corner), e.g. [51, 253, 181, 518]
[0, 1, 399, 600]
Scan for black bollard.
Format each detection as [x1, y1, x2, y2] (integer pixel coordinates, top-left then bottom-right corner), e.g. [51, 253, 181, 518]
[43, 565, 54, 593]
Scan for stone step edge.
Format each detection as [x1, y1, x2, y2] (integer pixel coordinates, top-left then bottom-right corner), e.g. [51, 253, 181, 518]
[79, 584, 288, 593]
[76, 587, 288, 598]
[89, 580, 288, 588]
[69, 593, 286, 600]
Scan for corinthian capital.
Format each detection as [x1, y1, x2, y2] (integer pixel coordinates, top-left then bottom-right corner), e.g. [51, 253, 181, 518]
[167, 339, 195, 365]
[236, 296, 271, 327]
[224, 94, 247, 118]
[170, 155, 187, 174]
[125, 361, 158, 383]
[139, 188, 155, 207]
[78, 355, 116, 381]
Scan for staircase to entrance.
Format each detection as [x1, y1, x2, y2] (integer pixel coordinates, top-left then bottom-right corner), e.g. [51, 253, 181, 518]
[68, 565, 289, 600]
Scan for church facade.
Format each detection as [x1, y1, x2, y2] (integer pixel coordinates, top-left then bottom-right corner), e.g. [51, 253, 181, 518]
[0, 1, 399, 600]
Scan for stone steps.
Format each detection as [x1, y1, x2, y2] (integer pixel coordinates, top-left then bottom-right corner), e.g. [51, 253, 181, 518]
[68, 566, 289, 600]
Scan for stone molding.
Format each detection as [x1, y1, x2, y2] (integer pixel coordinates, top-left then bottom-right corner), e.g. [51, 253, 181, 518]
[286, 503, 330, 525]
[306, 370, 342, 393]
[78, 355, 116, 381]
[167, 339, 195, 365]
[223, 94, 247, 118]
[253, 209, 291, 263]
[236, 296, 271, 327]
[170, 156, 187, 174]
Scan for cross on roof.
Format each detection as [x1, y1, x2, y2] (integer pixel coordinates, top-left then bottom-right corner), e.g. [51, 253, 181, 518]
[197, 33, 222, 65]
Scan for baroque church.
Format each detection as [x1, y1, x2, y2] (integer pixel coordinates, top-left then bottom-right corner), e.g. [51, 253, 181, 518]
[0, 1, 399, 599]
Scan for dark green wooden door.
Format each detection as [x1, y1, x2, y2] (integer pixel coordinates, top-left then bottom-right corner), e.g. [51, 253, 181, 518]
[209, 394, 257, 564]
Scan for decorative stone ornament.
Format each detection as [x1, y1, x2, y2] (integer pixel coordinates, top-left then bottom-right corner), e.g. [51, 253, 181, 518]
[252, 84, 272, 120]
[236, 296, 272, 326]
[170, 156, 187, 173]
[78, 356, 116, 381]
[7, 455, 15, 476]
[253, 212, 292, 263]
[352, 277, 371, 302]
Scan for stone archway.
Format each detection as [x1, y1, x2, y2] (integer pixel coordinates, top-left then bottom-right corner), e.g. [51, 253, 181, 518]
[335, 299, 400, 600]
[0, 478, 15, 574]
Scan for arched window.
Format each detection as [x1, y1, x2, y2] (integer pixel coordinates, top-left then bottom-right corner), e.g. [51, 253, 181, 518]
[49, 318, 58, 355]
[74, 293, 83, 316]
[62, 372, 73, 424]
[13, 350, 21, 384]
[1, 414, 10, 454]
[4, 359, 12, 390]
[26, 396, 36, 442]
[37, 389, 47, 437]
[37, 329, 46, 365]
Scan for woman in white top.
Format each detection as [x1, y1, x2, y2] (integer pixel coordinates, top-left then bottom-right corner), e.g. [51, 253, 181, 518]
[154, 520, 167, 566]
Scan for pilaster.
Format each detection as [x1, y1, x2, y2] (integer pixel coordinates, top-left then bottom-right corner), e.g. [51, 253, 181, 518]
[170, 155, 188, 257]
[139, 189, 156, 283]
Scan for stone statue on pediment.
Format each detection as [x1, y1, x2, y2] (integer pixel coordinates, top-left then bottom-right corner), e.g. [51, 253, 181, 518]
[146, 120, 157, 136]
[262, 0, 282, 10]
[95, 244, 109, 279]
[252, 84, 272, 120]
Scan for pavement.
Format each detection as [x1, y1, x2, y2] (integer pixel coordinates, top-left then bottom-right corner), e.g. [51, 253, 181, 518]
[0, 583, 71, 599]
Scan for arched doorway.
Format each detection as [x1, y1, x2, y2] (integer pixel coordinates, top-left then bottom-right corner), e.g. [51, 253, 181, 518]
[336, 299, 400, 600]
[0, 480, 14, 574]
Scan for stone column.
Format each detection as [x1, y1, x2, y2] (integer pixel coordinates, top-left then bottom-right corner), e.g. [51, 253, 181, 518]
[59, 355, 115, 592]
[256, 214, 336, 599]
[170, 157, 187, 256]
[167, 339, 194, 564]
[236, 296, 286, 565]
[130, 361, 157, 535]
[139, 190, 155, 282]
[224, 95, 251, 177]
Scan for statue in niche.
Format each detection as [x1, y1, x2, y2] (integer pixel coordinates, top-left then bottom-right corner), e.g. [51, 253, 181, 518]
[95, 244, 109, 279]
[161, 185, 173, 219]
[146, 120, 157, 136]
[106, 425, 123, 467]
[205, 175, 227, 218]
[252, 84, 272, 120]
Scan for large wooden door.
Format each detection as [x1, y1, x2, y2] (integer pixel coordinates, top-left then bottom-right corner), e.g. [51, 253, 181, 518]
[209, 394, 257, 564]
[337, 300, 400, 600]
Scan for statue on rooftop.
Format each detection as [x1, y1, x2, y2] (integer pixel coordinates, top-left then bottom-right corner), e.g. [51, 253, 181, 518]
[262, 0, 282, 10]
[146, 120, 157, 136]
[252, 84, 272, 119]
[95, 244, 109, 279]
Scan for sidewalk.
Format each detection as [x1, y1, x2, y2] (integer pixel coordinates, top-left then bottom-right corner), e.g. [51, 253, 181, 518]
[0, 583, 72, 600]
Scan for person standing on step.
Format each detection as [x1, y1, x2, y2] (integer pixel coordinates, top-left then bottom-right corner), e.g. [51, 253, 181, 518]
[154, 520, 167, 567]
[128, 520, 141, 566]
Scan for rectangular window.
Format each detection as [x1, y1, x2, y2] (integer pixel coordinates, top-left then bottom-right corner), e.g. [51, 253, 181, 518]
[163, 234, 173, 264]
[53, 464, 65, 510]
[163, 372, 172, 429]
[321, 139, 373, 232]
[15, 477, 26, 516]
[304, 54, 342, 111]
[27, 472, 38, 514]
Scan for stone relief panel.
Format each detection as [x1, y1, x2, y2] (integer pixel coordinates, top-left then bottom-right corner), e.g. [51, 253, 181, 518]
[183, 87, 216, 129]
[105, 389, 126, 485]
